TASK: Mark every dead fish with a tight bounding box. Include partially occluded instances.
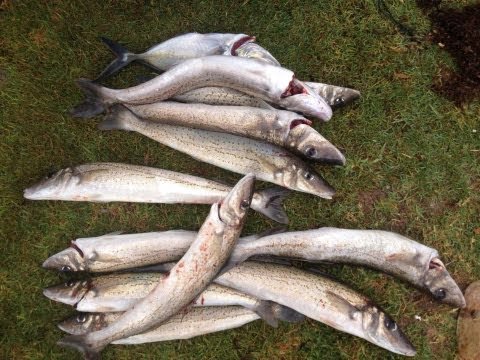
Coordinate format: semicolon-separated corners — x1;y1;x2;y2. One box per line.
215;262;416;356
41;229;280;273
97;107;335;199
71;55;332;121
57;306;295;344
225;227;466;308
57;174;254;358
124;102;345;164
24;163;289;223
96;33;254;80
44;273;303;327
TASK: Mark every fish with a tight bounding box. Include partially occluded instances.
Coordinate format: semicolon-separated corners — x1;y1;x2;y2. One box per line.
214;262;416;356
41;227;284;273
96;33;255;80
23;162;289;223
57;306;267;344
71;55;332;121
96;107;335;199
43;273;304;327
57;174;255;358
124;102;345;164
225;227;466;308
99;35;360;110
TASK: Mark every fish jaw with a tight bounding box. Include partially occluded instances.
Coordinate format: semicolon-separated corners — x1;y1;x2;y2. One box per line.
42;247;85;272
43;280;90;306
289;165;335;199
58;313;115;335
278;79;332;121
362;306;416;356
219;174;255;228
286;124;346;165
424;258;466;308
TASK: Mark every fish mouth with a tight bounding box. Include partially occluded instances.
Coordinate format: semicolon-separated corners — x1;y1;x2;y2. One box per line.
23;186;40;200
43;287;79;306
314;144;346;166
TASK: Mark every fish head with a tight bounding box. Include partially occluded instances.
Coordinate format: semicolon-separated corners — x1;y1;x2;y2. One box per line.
58;313;108;335
42;247;85;272
330;87;361;110
286;123;346;165
362;305;416;356
423;257;466;308
288;164;335;199
278;78;332;121
43;279;91;306
24;168;76;200
219;174;255;228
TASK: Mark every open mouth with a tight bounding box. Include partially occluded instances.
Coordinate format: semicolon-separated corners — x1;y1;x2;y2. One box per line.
230;36;256;56
281;77;308;98
290;119;312;129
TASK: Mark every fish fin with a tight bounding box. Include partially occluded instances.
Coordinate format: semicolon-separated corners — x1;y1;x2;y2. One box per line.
94;37;137;81
252;187;290;224
255;300;278;327
98;104;137;132
272;303;306;323
57;334;102;360
325;291;361;320
70;79;107;119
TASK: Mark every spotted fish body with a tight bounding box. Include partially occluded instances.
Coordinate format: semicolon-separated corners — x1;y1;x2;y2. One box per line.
226;228;466;308
215;262;416;356
24;163;289;223
124;102;344;164
59;306;260;344
97;107;335;199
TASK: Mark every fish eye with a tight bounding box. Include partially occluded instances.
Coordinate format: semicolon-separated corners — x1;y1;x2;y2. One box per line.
433;288;446;300
384;318;397;331
240;199;250;210
65;279;76;287
76;313;87;323
334;97;345;106
61;265;72;272
304;172;314;181
305;147;316;158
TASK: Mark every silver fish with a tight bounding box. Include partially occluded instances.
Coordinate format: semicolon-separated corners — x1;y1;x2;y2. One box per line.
125;102;345;164
58;306;259;344
226;228;466;308
231;41;280;66
97;107;335;199
44;273;303;327
71;55;332;121
215;262;416;356
24;162;289;223
96;33;254;80
58;174;255;357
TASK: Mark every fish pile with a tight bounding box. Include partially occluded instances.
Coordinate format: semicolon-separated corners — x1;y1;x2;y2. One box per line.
24;33;465;358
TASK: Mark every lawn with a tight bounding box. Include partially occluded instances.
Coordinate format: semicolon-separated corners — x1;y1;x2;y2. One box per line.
1;1;479;359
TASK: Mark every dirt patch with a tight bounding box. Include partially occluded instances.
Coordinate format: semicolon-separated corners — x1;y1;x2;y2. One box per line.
418;1;480;105
357;189;386;214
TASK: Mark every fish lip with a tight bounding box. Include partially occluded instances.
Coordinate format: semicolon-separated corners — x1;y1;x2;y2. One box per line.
314;146;346;166
43;287;78;306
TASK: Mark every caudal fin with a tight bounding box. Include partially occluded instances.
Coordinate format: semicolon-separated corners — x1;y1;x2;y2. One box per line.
252;187;290;224
98;104;137;132
272;304;306;323
95;37;137;81
254;300;278;327
70;79;108;119
57;334;101;360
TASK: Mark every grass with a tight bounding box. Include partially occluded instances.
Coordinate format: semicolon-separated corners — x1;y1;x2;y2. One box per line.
1;0;479;359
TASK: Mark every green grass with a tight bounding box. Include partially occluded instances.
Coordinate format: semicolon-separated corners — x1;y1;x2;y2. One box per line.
1;0;479;359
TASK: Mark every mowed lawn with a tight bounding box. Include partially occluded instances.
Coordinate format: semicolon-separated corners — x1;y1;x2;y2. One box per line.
1;1;479;359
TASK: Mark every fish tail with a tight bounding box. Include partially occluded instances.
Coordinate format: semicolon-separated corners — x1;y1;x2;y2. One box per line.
98;104;137;132
272;304;306;324
95;37;138;81
254;300;278;327
70;78;109;119
57;334;102;360
251;187;290;224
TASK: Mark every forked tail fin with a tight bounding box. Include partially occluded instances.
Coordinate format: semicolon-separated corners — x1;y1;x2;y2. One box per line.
251;187;290;224
95;37;138;81
57;334;102;360
70;78;108;119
